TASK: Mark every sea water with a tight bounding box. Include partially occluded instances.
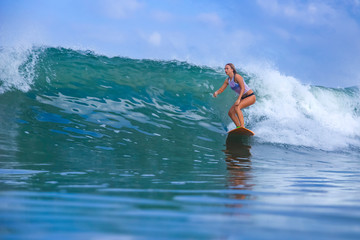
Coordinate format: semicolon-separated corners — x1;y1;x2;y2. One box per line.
1;47;360;239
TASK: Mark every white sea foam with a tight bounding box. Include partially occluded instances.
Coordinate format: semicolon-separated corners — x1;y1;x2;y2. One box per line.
0;46;40;94
241;63;360;151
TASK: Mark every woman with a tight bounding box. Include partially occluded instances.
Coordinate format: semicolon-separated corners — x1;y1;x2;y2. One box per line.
213;63;256;128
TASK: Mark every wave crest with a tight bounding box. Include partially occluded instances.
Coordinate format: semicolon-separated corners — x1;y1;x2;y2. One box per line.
0;46;41;93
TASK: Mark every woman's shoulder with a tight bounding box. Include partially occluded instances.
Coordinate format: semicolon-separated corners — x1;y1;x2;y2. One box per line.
234;73;243;82
235;73;243;78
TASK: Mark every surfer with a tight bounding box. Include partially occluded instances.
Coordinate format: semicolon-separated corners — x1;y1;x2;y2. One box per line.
213;63;256;128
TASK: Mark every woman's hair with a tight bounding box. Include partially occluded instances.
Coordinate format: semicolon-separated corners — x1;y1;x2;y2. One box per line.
226;63;237;75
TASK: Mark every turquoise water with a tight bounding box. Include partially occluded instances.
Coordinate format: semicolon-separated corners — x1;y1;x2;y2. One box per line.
1;47;360;239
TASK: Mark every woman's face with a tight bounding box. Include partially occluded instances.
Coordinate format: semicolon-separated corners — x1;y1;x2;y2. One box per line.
224;65;232;76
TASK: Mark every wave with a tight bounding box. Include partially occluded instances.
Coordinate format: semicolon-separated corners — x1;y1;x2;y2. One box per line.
1;46;359;151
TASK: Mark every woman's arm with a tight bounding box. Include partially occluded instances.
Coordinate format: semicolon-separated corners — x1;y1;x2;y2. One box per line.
213;79;228;97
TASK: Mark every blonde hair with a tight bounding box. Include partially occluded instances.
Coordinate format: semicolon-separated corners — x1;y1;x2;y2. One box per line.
226;63;237;75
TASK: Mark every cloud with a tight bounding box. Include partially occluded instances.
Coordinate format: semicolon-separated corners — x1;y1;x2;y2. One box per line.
349;0;360;7
197;12;223;27
256;0;336;25
148;32;162;46
101;0;143;19
152;10;174;22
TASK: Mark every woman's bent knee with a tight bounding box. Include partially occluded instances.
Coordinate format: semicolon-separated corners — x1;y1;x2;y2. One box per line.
228;108;235;117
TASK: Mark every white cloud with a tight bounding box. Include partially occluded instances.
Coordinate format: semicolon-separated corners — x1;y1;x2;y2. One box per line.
152;10;173;22
148;32;162;46
350;0;360;7
256;0;336;25
101;0;143;19
197;12;223;27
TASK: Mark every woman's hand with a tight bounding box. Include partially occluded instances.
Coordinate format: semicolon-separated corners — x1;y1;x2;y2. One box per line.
213;91;218;98
235;99;241;106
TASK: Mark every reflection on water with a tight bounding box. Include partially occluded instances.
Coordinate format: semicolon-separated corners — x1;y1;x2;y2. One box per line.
224;136;254;205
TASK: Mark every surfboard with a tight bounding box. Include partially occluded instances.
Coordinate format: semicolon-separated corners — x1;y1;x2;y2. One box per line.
227;127;254;136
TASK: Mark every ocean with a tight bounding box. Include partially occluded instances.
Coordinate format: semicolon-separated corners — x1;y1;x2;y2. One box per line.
1;46;360;239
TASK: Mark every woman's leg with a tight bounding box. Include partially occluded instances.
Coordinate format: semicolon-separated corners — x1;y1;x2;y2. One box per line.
228;105;241;127
234;95;256;127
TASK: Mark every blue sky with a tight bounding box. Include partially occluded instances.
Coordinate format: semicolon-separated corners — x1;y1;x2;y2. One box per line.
1;0;360;87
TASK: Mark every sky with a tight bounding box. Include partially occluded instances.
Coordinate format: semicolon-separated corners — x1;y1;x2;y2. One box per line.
1;0;360;87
